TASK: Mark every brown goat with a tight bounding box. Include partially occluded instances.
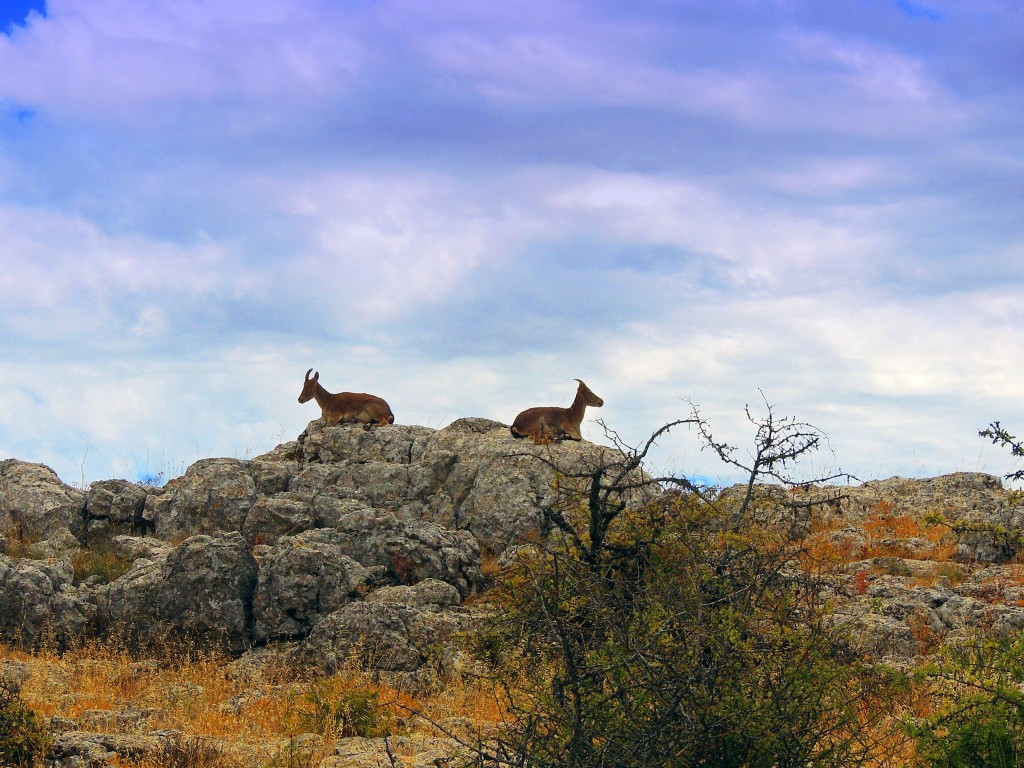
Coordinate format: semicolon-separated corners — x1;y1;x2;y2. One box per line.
510;379;604;444
298;369;395;427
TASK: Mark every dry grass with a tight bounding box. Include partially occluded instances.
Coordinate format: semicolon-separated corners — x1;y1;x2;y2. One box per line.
70;543;135;584
802;501;958;575
0;638;507;766
860;505;958;562
1;530;32;559
479;550;503;582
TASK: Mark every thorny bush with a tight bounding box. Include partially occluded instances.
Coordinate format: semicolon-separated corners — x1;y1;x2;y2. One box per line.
463;397;906;767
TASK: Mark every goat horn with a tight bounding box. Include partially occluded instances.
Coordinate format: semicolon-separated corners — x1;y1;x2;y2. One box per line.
305;368;313;381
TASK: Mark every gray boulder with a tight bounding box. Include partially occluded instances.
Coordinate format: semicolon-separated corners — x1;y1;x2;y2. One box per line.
845;611;918;659
109;535;172;562
85;479;156;539
96;532;258;653
299;600;463;674
364;579;462;609
241;496;314;546
249;450;299;495
300;422;435;465
321;509;482;598
0;459;86;544
0;553;94;649
26;526;82;561
252;529;372;643
144;459;257;541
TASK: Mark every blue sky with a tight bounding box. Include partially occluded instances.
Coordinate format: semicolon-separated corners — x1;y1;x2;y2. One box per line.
0;0;1022;487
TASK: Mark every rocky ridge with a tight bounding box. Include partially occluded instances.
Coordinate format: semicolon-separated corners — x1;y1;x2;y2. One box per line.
3;417;1024;765
0;417;654;666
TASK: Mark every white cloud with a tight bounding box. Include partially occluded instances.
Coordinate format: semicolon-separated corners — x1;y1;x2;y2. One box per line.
775;26;967;136
787;28;936;102
0;204;262;341
266;169;545;322
543;169;893;289
585;284;1024;483
754;156;900;196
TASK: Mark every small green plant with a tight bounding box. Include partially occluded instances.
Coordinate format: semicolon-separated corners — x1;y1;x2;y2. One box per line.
0;681;51;767
71;542;134;585
301;682;392;738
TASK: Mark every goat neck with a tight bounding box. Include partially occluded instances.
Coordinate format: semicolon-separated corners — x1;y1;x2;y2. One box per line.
567;387;590;426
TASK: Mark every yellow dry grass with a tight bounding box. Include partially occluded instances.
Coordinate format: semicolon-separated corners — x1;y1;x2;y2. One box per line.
0;637;508;766
802;501;959;574
860;505;958;562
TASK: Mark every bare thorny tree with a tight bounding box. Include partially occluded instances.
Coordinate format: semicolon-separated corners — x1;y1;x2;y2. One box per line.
402;397;905;768
533;392;848;565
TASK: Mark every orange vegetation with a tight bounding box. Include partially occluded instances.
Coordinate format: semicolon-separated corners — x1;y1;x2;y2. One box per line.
1;638;508;765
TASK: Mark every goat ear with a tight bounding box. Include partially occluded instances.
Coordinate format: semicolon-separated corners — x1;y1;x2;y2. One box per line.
313;371;319;382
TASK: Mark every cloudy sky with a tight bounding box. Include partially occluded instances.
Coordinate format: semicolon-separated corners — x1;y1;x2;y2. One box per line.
1;0;1022;488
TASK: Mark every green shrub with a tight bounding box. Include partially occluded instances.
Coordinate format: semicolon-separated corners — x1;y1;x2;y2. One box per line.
911;633;1024;767
71;542;134;585
301;682;392;738
0;681;51;767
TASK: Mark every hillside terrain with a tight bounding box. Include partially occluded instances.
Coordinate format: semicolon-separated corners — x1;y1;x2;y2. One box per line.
2;418;1024;766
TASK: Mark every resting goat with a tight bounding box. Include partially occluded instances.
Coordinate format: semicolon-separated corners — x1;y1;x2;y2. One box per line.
298;369;395;427
510;379;604;445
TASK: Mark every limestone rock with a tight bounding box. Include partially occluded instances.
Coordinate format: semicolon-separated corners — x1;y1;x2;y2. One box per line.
0;459;86;543
85;479;155;538
300;600;463;674
320;510;481;598
281;417;656;554
829;473;1007;524
252;529;373;643
26;526;82;561
364;579;462;609
96;532;257;653
241;495;315;546
0;553;94;649
846;611;918;659
144;459;257;541
108;535;172;562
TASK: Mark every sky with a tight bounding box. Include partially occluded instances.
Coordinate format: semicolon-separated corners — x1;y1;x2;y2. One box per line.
0;0;1022;489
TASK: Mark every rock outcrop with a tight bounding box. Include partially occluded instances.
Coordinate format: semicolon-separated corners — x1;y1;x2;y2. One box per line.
7;419;1024;767
252;530;373;643
3;419;1022;673
0;459;86;544
0;553;94;649
95;532;259;653
0;417;648;669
